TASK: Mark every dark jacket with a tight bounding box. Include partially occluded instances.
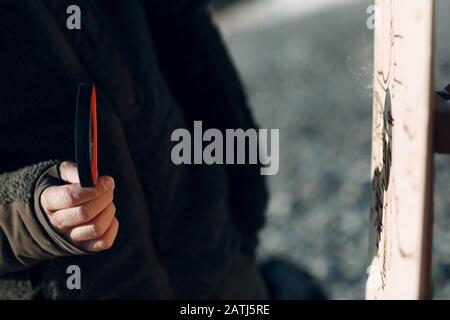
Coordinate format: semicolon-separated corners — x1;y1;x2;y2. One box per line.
0;0;267;299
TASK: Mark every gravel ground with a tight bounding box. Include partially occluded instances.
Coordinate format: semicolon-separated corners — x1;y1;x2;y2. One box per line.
213;0;450;299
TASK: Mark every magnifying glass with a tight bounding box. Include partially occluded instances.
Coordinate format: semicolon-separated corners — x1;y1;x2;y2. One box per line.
75;83;98;188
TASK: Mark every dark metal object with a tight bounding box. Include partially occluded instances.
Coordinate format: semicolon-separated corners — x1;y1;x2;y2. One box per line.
75;83;98;187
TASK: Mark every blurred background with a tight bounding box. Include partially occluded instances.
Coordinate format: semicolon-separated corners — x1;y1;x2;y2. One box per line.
210;0;450;299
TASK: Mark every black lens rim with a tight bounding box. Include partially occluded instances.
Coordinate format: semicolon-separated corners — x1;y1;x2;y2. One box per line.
75;83;96;187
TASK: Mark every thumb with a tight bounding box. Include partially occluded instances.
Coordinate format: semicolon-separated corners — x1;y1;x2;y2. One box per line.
59;161;80;184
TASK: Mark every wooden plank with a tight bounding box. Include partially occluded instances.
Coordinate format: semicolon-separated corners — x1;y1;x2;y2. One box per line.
366;0;435;300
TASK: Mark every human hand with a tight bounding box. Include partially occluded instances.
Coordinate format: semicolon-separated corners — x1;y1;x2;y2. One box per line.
40;161;118;252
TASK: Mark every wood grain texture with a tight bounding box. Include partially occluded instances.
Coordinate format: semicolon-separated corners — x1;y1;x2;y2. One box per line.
366;0;435;300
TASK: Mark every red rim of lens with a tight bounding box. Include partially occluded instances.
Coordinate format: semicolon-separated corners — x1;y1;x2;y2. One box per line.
75;83;98;187
90;86;98;185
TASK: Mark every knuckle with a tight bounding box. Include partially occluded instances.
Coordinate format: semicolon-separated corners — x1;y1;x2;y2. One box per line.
62;187;77;207
99;221;118;250
77;204;93;222
89;187;100;198
88;223;102;239
49;215;63;230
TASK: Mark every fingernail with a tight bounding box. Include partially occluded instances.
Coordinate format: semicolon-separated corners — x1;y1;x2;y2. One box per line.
104;177;115;189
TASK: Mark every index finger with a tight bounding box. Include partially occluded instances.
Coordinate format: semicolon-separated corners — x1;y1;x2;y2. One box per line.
59;161;80;184
41;176;114;213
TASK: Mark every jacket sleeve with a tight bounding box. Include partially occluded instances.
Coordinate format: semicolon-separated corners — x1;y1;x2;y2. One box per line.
0;161;86;276
143;0;268;255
